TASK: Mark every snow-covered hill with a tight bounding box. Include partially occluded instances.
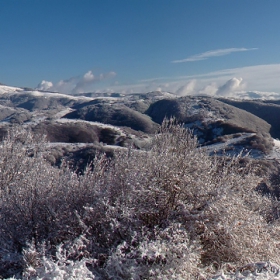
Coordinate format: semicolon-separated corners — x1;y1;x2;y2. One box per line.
0;83;277;164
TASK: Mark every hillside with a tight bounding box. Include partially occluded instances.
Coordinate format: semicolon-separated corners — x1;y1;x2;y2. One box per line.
63;101;158;133
219;98;280;139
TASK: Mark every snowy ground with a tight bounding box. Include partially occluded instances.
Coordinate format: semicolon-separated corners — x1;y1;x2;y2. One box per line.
210;262;280;279
203;133;263;158
56;118;124;133
265;138;280;160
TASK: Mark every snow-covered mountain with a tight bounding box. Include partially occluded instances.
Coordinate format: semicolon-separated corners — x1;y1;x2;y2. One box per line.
0;83;279;165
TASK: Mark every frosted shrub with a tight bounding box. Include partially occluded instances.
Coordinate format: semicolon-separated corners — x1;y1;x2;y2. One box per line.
0;122;279;279
22;237;95;280
0;128;101;277
104;223;201;280
76;119;279;277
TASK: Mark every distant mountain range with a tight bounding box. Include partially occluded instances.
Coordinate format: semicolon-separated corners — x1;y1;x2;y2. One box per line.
0;84;280;168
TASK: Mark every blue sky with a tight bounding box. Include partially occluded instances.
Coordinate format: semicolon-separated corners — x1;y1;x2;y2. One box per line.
1;0;280;97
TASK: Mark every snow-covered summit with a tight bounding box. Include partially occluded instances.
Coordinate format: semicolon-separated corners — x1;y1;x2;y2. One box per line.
0;84;23;94
0;84;93;100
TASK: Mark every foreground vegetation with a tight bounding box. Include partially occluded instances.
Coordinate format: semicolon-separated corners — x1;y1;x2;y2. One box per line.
1;121;280;279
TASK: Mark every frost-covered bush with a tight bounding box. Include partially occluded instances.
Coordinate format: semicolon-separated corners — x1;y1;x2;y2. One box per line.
78;120;280;276
22;237;94;280
1;121;280;279
104;223;201;280
0;128;101;277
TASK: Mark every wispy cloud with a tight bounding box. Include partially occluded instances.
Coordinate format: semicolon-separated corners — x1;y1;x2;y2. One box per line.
172;48;258;63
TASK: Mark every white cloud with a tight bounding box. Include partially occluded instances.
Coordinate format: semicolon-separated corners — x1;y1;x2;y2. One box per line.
72;71;97;93
199;83;218;96
36;80;54;91
236;90;280;100
169;77;244;97
36;64;280;100
187;64;280;93
176;80;196;96
36;71;116;94
128;64;280;98
216;77;244;96
172;48;258;63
